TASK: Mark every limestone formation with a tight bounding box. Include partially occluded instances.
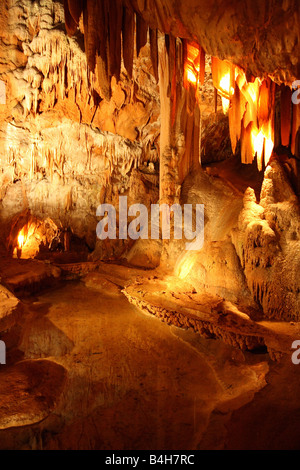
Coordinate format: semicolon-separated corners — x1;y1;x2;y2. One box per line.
0;0;299;451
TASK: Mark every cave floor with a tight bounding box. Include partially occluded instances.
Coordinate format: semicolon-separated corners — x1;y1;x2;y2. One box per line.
1;264;300;450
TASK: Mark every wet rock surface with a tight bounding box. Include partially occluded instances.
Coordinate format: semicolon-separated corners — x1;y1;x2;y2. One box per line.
0;262;298;450
0;359;67;430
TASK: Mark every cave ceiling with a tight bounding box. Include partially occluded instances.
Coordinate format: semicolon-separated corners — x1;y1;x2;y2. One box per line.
65;0;300;87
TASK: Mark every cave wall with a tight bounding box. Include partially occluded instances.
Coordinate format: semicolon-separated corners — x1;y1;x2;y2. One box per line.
0;0;299;322
0;0;160;249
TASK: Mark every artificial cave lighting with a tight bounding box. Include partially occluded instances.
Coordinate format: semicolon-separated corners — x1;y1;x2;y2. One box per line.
211;58;276;169
0;0;299;453
14;221;40;258
184;42;204;90
174;252;198;280
212;57;235;114
17;232;25;249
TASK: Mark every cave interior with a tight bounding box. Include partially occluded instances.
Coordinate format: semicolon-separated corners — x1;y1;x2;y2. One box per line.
0;0;300;451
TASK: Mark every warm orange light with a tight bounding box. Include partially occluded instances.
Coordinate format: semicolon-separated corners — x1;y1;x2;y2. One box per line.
175;253;197;280
218;73;230;113
186;68;197;86
219;73;233;96
252;129;264;156
264;122;274;167
18;233;25;249
247;80;260;103
184;43;201;89
251;127;264;170
16;223;37;250
211;56;275;169
250;124;274;171
211;58;236;114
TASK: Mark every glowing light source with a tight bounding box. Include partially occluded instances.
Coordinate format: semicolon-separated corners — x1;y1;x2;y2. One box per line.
184;42;202;91
16;223;37;252
18;233;25;249
214;59;275;169
175;253;197;280
219;73;233;113
186;68;197;86
211;58;236;114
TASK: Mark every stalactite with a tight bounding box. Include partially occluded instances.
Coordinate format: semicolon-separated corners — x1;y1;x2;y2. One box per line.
168;35;177;125
64;0;78;36
241;122;255;165
242;79;259;130
281;85;292;147
211;57;232;94
258;78;273;126
184;112;195;172
122;5;135;79
136;14;148;59
183;40;198;115
149;28;159;83
68;0;83;25
199;47;205;86
95;0;111;101
291;101;300;157
108;0;123;83
179;39;203;181
262;82;275;167
158;35;172;204
193;105;201;166
65;189;73;211
211;56;235;114
228;83;246;154
83;0;98;72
